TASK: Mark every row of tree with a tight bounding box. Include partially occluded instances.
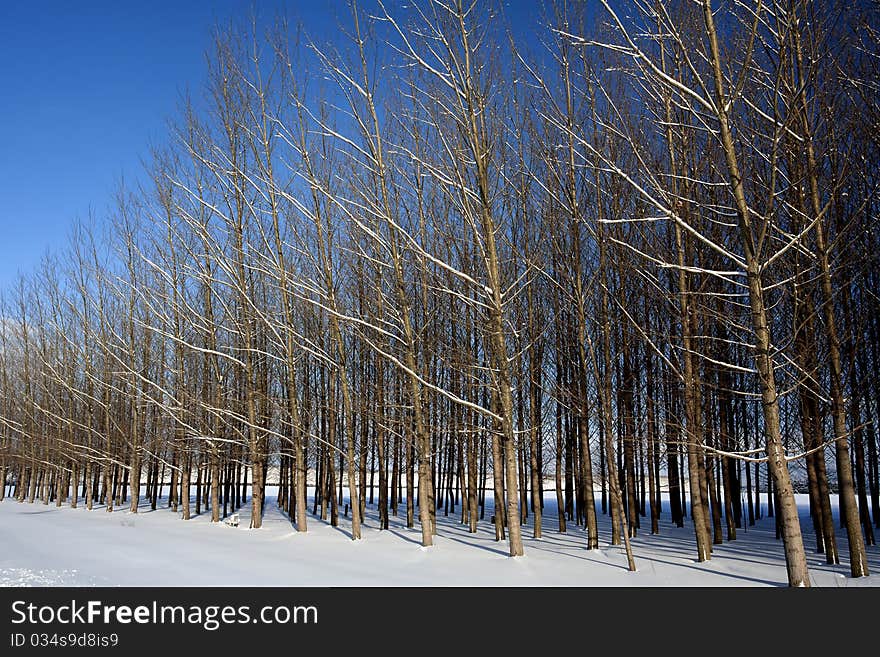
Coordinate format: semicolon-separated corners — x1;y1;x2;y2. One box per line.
1;0;879;586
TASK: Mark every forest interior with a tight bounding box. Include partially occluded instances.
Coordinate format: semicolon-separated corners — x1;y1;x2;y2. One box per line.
2;0;880;588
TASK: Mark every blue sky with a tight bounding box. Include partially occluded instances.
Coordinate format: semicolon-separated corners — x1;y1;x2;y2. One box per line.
0;0;342;289
0;0;561;290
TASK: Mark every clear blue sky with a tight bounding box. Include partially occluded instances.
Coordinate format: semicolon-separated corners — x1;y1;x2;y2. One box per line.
0;0;557;290
0;0;341;289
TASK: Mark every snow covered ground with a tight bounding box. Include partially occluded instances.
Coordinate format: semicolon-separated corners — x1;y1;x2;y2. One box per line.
1;489;878;587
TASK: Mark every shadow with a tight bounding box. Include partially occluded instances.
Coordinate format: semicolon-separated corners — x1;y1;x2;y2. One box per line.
387;529;422;547
525;543;633;570
633;553;782;586
330;524;354;540
440;533;511;558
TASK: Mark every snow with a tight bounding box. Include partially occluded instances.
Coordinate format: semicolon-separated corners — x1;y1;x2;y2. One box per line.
1;490;878;587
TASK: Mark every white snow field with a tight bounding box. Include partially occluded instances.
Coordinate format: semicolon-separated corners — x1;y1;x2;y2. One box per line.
1;489;878;587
